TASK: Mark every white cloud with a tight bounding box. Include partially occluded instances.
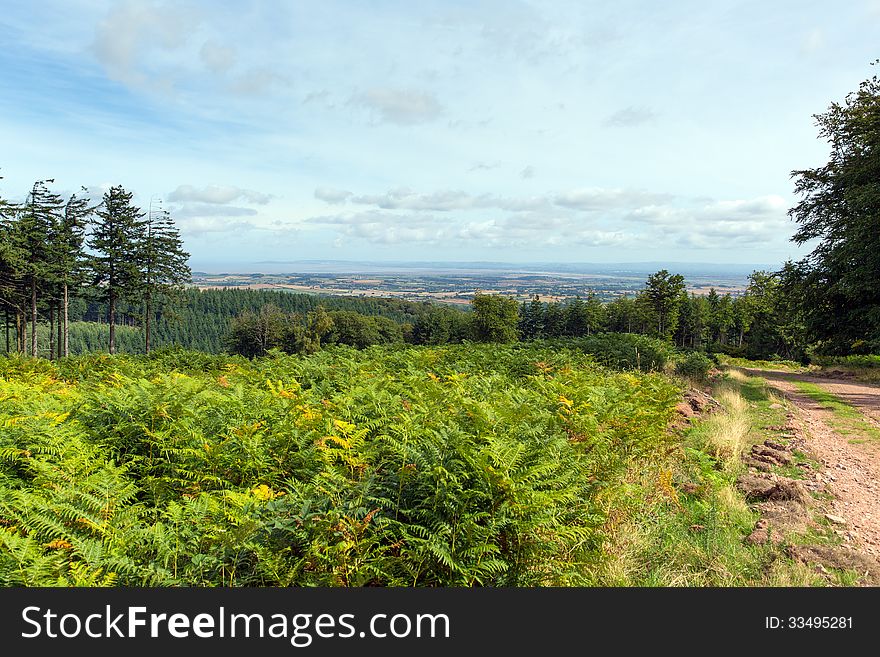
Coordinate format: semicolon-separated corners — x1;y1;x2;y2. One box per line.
350;88;444;125
309;211;450;245
520;165;535;179
314;186;353;204
92;1;200;90
175;204;258;218
554;188;674;210
303;189;790;252
178;216;256;237
350;188;492;211
168;184;273;205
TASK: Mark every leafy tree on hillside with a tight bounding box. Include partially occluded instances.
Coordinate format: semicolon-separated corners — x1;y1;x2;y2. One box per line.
741;271;803;360
89;186;146;354
606;294;639;333
227;304;289;357
471;293;519;343
731;296;752;348
705;288;734;345
675;293;707;348
326;310;382;348
787;63;880;353
639;269;686;339
283;306;334;354
413;306;472;344
585;292;607;335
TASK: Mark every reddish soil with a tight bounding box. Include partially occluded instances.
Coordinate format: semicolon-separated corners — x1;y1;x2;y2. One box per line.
742;368;880;558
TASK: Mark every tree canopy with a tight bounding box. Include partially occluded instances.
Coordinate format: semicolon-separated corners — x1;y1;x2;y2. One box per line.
787;62;880;353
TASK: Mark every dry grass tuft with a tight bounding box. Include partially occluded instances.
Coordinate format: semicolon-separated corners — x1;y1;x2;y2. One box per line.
702;387;750;468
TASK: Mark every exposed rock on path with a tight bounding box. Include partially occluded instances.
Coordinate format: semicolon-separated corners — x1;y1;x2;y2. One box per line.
740;368;880;564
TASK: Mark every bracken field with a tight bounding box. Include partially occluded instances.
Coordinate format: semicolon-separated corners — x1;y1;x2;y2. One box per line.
0;343;682;587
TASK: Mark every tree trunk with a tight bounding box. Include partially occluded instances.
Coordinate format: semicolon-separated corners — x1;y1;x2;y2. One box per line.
48;303;55;360
57;301;63;358
109;289;116;355
30;279;37;358
16;311;23;353
63;282;69;357
144;294;152;354
4;308;8;354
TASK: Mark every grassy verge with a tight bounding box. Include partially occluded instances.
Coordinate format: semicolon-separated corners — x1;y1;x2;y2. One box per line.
724;371;866;583
716;355;806;372
814;366;880;385
598;371;830;586
791;381;880;442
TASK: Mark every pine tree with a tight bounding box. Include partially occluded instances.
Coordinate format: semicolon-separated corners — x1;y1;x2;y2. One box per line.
16;180;65;357
564;296;588;337
0;176;25;353
52;190;92;357
543;302;566;338
89;186;145;354
584;291;606;336
138;201;191;353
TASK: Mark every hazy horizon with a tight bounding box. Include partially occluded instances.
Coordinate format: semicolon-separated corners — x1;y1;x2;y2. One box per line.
189;258;776;276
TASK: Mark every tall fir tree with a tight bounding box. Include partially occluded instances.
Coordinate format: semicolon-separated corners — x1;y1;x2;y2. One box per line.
0;175;25;353
89;185;145;354
138;201;191;353
16;180;64;356
53;190;92;357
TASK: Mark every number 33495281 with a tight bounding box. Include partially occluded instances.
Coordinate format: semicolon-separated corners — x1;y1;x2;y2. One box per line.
765;617;852;629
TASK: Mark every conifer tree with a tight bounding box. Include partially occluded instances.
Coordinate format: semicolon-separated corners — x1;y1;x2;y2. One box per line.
53;190;92;357
0;176;25;353
584;291;606;336
89;185;145;354
564;296;588;337
138;201;191;353
16;180;64;356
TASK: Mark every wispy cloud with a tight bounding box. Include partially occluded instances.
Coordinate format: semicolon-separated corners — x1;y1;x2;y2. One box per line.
350;88;444;125
168;184;273;205
92;1;201;91
314;186;352;204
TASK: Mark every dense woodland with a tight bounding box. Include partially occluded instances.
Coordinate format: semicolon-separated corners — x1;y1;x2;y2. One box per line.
0;181;190;357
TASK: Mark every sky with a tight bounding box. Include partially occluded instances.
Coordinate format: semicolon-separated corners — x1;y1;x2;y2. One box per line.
1;1;878;271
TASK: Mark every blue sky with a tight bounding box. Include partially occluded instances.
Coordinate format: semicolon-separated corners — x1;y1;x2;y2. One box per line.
1;1;878;271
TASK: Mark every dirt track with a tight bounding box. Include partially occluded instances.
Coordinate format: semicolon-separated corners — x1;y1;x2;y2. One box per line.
741;368;880;557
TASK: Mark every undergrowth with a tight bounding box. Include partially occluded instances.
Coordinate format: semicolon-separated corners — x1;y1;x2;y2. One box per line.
0;343;681;587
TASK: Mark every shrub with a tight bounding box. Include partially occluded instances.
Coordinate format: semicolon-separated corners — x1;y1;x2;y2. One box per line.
674;352;713;379
567;333;675;372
